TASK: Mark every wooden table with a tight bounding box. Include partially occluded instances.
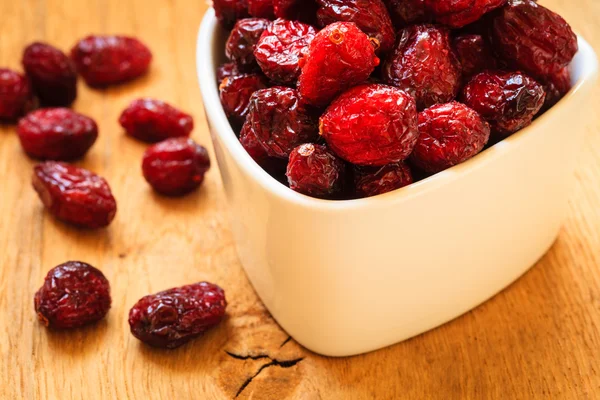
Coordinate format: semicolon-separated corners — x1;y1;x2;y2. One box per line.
1;1;598;398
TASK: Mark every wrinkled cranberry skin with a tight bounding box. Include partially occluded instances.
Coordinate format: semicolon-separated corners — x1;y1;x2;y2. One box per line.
0;69;34;122
411;102;490;173
286;143;345;197
425;0;506;28
382;24;461;110
17;108;98;160
244;87;318;158
461;71;545;137
142;138;211;196
119;98;193;143
320;84;418;166
226;18;271;70
70;35;152;87
298;22;380;108
34;261;111;329
254;19;317;85
383;0;429;27
541;67;571;111
213;0;250;29
217;62;244;84
22;42;77;107
32;162;117;229
248;0;275;18
315;0;396;55
220;74;268;124
273;0;319;24
491;0;578;78
453;34;497;79
240;122;270;164
128;282;227;349
354;162;413;198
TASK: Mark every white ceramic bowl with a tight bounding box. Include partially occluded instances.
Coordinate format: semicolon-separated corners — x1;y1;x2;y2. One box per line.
197;9;598;357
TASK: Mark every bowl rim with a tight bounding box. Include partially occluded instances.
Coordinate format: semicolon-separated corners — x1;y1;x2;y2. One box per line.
197;9;599;212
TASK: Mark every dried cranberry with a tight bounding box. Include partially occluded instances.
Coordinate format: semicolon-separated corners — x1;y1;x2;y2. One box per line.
22;42;77;107
315;0;396;55
286;143;345;198
424;0;506;28
298;22;380;108
142;138;211;196
70;35;152;87
461;70;545;137
214;0;250;29
32;162;117;229
491;0;578;78
220;74;268;124
128;282;227;349
541;67;571;111
217;62;244;84
226;18;271;70
411;102;490;173
0;68;34;122
354;162;413;198
320;84;418;166
273;0;319;24
254;18;317;85
453;34;497;79
244;87;318;158
119;98;193;143
34;261;111;329
382;24;461;110
17;108;98;160
248;0;275;18
383;0;429;27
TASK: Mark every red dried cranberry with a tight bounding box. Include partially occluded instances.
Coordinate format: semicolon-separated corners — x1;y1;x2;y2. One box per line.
541;67;571;111
70;35;152;87
214;0;250;29
240;122;270;163
453;34;497;79
142;138;211;196
491;0;578;78
286;143;345;198
128;282;227;349
34;261;111;329
17;108;98;160
354;162;413;198
0;69;34;122
220;74;268;124
254;18;317;85
22;42;77;107
273;0;319;24
248;0;275;18
461;70;545;137
320;84;418;166
382;24;461;110
244;87;318;158
32;162;117;229
424;0;506;28
411;102;490;173
119;98;193;143
383;0;429;27
226;18;271;70
315;0;396;55
217;62;244;84
298;22;380;108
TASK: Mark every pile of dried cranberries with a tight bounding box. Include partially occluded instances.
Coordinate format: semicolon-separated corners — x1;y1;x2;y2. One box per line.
215;0;578;199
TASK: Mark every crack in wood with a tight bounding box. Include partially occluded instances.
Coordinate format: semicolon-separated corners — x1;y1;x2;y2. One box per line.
279;336;292;348
225;351;271;361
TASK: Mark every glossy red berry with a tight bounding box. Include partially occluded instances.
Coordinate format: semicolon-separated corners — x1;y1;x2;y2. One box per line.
70;35;152;87
119;98;193;143
298;22;380;108
411;102;490;173
453;34;498;79
214;0;250;29
128;282;227;349
320;84;418;166
32;162;117;229
382;24;461;110
286;143;345;198
239;122;270;164
226;18;271;70
142;138;211;196
34;261;111;329
424;0;506;28
17;108;98;160
0;68;34;122
219;74;268;124
541;67;571;111
383;0;429;27
248;0;275;18
273;0;319;24
217;62;244;84
354;162;413;198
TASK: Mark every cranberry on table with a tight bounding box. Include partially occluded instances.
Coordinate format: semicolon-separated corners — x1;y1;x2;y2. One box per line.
411;102;490;173
273;0;319;24
315;0;396;55
119;98;194;143
128;282;227;349
383;0;429;27
319;84;418;166
248;0;275;18
219;73;268;124
461;71;546;137
214;0;250;29
70;35;152;87
491;0;578;78
226;18;271;70
453;34;498;80
217;62;244;84
254;18;317;85
22;42;77;107
298;22;380;108
32;162;117;229
542;67;571;111
34;261;111;329
0;68;34;122
142;137;211;196
286;143;345;198
382;24;461;110
424;0;506;28
354;162;413;198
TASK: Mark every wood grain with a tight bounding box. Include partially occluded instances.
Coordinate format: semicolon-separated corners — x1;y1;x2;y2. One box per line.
0;0;599;398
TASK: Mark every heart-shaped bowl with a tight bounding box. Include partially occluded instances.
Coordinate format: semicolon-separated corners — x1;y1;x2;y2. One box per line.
197;9;598;357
